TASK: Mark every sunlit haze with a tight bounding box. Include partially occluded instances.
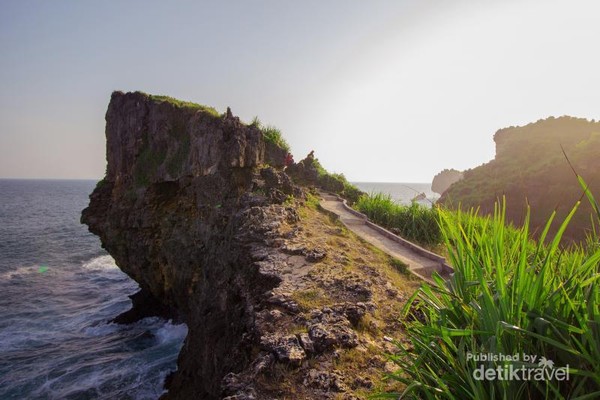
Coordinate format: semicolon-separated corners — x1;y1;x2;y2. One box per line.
1;0;599;181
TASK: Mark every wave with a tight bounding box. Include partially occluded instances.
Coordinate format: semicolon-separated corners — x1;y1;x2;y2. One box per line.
0;265;44;279
154;320;188;345
0;255;118;280
82;255;119;271
0;181;184;399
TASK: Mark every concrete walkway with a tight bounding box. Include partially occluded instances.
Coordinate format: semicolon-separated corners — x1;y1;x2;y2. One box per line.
318;192;451;281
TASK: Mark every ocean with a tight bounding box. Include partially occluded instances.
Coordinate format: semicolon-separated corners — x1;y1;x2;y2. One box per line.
353;182;438;205
0;180;187;400
0;179;432;399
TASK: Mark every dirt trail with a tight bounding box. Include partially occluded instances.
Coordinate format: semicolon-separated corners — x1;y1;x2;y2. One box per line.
318;192;449;280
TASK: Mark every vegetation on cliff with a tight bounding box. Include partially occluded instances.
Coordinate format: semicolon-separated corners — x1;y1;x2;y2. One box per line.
439;116;600;243
87;91;425;399
145;92;221;117
355;193;441;246
250;117;291;153
388;188;600;399
286;152;364;204
88;92;600;399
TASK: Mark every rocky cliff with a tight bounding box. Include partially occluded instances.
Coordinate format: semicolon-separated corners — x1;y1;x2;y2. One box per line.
439;116;600;242
82;91;416;399
431;169;463;195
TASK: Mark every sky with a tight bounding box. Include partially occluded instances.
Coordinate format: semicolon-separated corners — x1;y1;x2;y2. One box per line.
1;1;599;182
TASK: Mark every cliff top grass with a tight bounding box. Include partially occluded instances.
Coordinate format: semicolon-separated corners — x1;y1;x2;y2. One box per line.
309;156;365;204
139;92;221;117
250;116;291;152
135;92;293;153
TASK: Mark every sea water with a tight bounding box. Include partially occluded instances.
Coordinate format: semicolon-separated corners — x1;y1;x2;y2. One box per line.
353;182;438;206
0;180;186;400
0;179;432;399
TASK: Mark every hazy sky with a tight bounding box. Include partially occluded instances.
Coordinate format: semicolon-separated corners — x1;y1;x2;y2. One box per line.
1;1;599;182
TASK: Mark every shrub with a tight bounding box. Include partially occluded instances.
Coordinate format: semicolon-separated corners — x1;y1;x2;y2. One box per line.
250;116;291;152
309;158;364;205
384;196;600;399
356;193;442;246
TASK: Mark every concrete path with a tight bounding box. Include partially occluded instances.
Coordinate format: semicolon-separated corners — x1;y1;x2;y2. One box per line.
318;192;451;281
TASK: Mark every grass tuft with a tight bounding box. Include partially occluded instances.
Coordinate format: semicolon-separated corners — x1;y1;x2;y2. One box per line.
250;116;291;152
384;195;600;399
145;93;220;117
356;192;442;246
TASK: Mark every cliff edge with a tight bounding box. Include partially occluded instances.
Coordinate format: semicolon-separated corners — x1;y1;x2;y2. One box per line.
82;91;416;399
431;169;463;195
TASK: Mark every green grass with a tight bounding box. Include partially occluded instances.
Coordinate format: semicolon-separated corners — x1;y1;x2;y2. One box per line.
250;116;291;152
439;117;600;244
143;92;221;117
356;192;442;246
389;257;409;275
307;156;364;204
380;192;600;399
291;288;329;311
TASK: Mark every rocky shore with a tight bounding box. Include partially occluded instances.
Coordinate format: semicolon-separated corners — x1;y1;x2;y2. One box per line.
82;92;417;399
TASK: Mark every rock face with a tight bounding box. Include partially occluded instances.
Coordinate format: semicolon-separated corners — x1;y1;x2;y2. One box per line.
82;91;299;399
431;169;463;195
82;91;416;399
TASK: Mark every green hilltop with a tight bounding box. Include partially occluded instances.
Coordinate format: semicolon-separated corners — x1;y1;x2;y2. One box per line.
439;116;600;242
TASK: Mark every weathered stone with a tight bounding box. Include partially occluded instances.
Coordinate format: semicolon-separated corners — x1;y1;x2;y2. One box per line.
261;334;306;366
385;282;399;298
297;332;315;354
266;292;300;314
304;248;327;262
221;373;242;392
308;323;358;352
80;91;386;400
286;152;320;185
222;395;255;400
351;376;374;389
332;302;367;327
82;92;297;400
344;280;372;300
282;244;306;255
249;353;274;376
303;369;348;392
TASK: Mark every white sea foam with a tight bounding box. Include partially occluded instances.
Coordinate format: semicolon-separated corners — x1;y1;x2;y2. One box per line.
82;255;118;271
0;180;184;399
154;321;188;344
1;265;41;279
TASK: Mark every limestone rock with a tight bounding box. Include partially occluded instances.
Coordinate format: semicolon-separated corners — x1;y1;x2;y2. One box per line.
260;334;306;366
297;332;315;354
431;168;463;195
82;92;296;400
303;369;348;392
308;323;358;352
